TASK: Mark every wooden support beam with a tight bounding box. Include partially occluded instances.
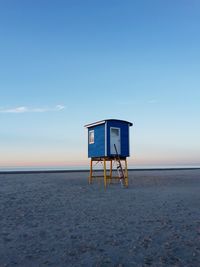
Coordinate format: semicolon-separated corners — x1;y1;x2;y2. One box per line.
125;158;128;187
109;160;112;184
89;159;92;184
103;158;107;189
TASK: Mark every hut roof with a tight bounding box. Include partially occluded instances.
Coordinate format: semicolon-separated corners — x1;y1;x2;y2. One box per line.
84;119;133;128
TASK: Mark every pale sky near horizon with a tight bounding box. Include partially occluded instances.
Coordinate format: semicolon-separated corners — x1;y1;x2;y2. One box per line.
0;0;200;169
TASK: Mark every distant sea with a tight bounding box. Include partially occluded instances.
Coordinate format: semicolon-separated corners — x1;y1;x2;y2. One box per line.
1;165;200;172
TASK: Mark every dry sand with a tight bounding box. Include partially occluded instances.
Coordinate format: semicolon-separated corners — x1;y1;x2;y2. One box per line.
0;169;200;267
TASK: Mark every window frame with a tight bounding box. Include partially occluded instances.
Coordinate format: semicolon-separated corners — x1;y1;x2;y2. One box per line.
89;130;94;144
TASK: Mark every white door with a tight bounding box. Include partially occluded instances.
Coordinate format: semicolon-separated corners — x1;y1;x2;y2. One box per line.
110;127;121;155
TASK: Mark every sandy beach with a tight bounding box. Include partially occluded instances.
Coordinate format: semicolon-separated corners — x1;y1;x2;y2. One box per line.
0;169;200;266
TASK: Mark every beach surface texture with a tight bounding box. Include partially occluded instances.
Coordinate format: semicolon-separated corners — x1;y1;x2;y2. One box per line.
0;169;200;266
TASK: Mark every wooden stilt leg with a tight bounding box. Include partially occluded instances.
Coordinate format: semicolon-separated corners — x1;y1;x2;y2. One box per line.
89;159;93;184
103;159;107;189
125;158;128;187
109;160;112;184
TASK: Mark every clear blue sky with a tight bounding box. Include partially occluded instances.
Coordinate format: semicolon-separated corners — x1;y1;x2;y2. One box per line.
0;0;200;169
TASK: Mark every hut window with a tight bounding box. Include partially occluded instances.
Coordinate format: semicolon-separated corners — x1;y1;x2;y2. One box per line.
89;130;94;144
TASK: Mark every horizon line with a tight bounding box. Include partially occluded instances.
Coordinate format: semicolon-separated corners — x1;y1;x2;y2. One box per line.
1;167;200;175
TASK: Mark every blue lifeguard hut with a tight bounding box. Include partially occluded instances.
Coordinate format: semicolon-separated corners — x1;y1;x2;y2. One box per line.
85;119;133;188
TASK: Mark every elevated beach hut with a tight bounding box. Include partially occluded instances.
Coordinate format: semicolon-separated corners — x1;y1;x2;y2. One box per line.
85;119;133;188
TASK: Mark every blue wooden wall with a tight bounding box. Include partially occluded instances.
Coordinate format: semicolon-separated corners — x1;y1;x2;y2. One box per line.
88;124;105;158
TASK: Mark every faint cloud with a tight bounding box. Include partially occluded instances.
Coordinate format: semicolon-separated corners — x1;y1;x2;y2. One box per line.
55;105;65;111
0;105;66;114
0;106;28;113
